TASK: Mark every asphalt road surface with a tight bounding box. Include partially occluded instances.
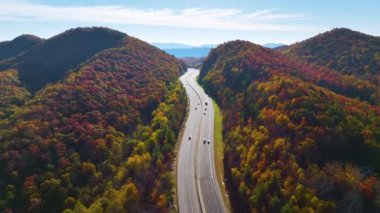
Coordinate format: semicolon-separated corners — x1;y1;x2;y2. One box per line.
177;68;227;213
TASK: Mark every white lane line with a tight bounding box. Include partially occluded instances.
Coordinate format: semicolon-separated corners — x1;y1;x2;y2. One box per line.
179;71;202;213
187;70;205;213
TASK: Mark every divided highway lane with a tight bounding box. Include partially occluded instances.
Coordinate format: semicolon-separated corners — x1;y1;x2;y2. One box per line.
178;69;228;213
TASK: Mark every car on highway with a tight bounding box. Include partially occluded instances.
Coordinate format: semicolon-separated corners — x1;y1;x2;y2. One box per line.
203;138;206;144
205;100;208;106
208;140;210;144
189;136;192;140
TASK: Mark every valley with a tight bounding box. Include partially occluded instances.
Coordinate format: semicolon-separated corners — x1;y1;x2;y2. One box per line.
0;24;379;213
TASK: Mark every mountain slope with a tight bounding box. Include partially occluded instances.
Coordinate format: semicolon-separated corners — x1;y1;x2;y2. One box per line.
0;70;31;120
0;35;43;61
282;28;380;76
199;40;380;212
202;40;380;105
0;27;126;92
0;33;187;212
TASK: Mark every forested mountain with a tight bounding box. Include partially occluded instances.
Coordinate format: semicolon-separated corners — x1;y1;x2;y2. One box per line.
199;40;380;212
0;29;187;212
204;40;380;105
0;35;43;61
0;27;126;92
281;28;380;77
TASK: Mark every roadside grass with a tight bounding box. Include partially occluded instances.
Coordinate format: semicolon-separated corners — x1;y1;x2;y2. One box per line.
213;100;231;212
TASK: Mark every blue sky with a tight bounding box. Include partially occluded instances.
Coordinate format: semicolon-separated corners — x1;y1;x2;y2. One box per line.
0;0;379;45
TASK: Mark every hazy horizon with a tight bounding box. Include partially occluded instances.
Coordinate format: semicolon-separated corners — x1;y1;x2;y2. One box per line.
0;0;379;45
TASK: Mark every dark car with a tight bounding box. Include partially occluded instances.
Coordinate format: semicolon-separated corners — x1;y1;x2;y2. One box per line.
189;136;191;140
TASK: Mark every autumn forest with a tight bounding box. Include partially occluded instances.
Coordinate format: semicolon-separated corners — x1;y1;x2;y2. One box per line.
0;26;380;213
199;29;380;212
0;27;187;212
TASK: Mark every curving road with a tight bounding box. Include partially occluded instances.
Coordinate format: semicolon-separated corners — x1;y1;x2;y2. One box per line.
177;68;228;213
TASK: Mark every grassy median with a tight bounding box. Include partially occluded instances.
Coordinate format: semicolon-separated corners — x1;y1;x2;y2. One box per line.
213;100;231;212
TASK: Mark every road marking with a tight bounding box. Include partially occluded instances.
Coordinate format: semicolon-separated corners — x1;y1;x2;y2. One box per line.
178;69;227;213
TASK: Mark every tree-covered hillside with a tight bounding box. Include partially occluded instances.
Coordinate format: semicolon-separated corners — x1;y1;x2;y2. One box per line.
199;40;380;212
203;40;380;105
0;31;187;212
0;27;126;92
281;28;380;77
0;35;43;61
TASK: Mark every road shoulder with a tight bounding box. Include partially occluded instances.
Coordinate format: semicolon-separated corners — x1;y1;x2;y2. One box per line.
213;100;232;213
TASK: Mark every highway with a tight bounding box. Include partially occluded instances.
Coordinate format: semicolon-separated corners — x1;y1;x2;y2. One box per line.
177;68;228;213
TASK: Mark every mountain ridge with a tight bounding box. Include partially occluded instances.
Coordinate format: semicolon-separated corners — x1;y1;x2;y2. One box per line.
0;28;187;212
199;39;380;212
281;28;380;76
0;27;126;92
0;34;43;61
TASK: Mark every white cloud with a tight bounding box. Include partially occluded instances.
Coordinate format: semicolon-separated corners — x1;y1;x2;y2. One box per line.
0;1;315;32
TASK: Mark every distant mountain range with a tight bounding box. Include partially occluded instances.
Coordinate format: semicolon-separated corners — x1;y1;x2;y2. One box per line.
263;43;286;49
152;43;217;50
152;42;285;58
163;47;212;58
151;43;216;58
